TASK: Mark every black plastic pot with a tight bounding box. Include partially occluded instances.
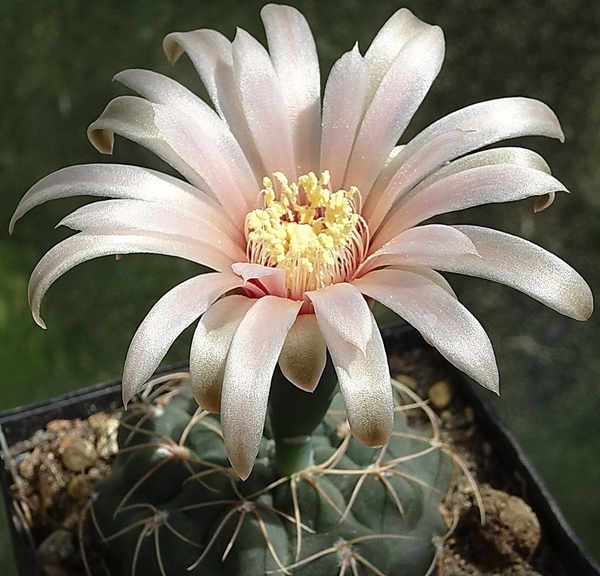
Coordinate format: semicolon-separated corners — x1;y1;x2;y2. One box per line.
1;330;598;576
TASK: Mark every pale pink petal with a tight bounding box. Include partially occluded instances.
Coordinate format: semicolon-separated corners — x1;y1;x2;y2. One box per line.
232;28;296;179
116;69;259;211
122;273;244;403
28;232;237;328
221;296;302;479
387;265;457;297
231;262;287;298
368;147;552;232
163;29;231;116
534;193;555;213
262;4;321;174
10;164;242;243
278;313;327;392
152;107;254;225
358;224;478;275
434;226;593;321
59;199;246;262
190;294;255;414
87;96;207;192
316;312;394;447
163;29;267;179
320;46;368;191
364;8;431;100
91;92;253;225
353;268;499;393
364;98;564;229
344;26;445;195
307;283;373;353
372;164;568;251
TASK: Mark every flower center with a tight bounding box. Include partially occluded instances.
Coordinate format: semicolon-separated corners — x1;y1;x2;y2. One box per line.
245;171;368;299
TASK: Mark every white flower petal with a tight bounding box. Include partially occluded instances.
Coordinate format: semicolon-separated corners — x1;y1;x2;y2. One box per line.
28;231;237;328
359;224;478;274
440;226;593;321
320;45;368;191
59;199;246;262
317;311;394;447
345;26;445;195
364;8;432;101
9;164;242;243
232;28;296;180
231;262;287;298
190;294;255;414
262;4;321;174
364;97;564;230
221;296;302;479
91;88;255;225
123;273;244;403
372;164;568;251
307;283;373;353
163;29;267;179
116;69;259;212
354;268;499;393
87;96;207;192
278;314;327;393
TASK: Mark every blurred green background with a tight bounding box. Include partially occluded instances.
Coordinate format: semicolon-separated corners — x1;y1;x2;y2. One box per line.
1;0;599;573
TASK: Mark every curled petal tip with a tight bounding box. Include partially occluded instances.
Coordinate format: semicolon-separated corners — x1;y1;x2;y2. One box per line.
533;192;556;213
162;34;183;65
87;126;114;155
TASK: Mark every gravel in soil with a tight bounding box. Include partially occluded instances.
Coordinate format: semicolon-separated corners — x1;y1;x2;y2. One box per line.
2;342;565;576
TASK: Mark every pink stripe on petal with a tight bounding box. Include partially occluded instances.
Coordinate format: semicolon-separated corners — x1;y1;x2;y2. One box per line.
307;283;373;353
221;296;302;479
262;4;321;174
318;312;394;447
372;164;568;251
232;28;296;180
354;268;499;393
122;273;244;403
344;26;445;196
28;231;238;328
190;294;255;414
320;46;368;191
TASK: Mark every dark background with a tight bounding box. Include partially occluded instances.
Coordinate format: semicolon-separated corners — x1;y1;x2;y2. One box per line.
2;1;599;572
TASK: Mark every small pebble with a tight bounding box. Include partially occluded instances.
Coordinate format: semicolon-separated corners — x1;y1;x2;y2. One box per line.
60;435;96;471
428;380;452;410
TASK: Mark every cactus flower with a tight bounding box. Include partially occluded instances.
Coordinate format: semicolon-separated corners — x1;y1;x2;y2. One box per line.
11;5;593;479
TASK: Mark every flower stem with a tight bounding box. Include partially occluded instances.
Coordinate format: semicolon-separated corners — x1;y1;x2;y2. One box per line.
268;360;338;476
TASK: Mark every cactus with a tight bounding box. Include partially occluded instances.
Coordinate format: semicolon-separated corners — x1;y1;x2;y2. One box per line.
87;372;452;576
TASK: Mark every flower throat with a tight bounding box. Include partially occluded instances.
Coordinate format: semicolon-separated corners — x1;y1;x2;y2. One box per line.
245;171;368;300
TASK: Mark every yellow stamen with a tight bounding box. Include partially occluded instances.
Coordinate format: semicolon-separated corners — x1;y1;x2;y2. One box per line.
245;171;368;299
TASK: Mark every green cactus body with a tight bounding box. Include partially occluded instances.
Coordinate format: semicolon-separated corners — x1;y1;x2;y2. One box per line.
90;379;452;576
